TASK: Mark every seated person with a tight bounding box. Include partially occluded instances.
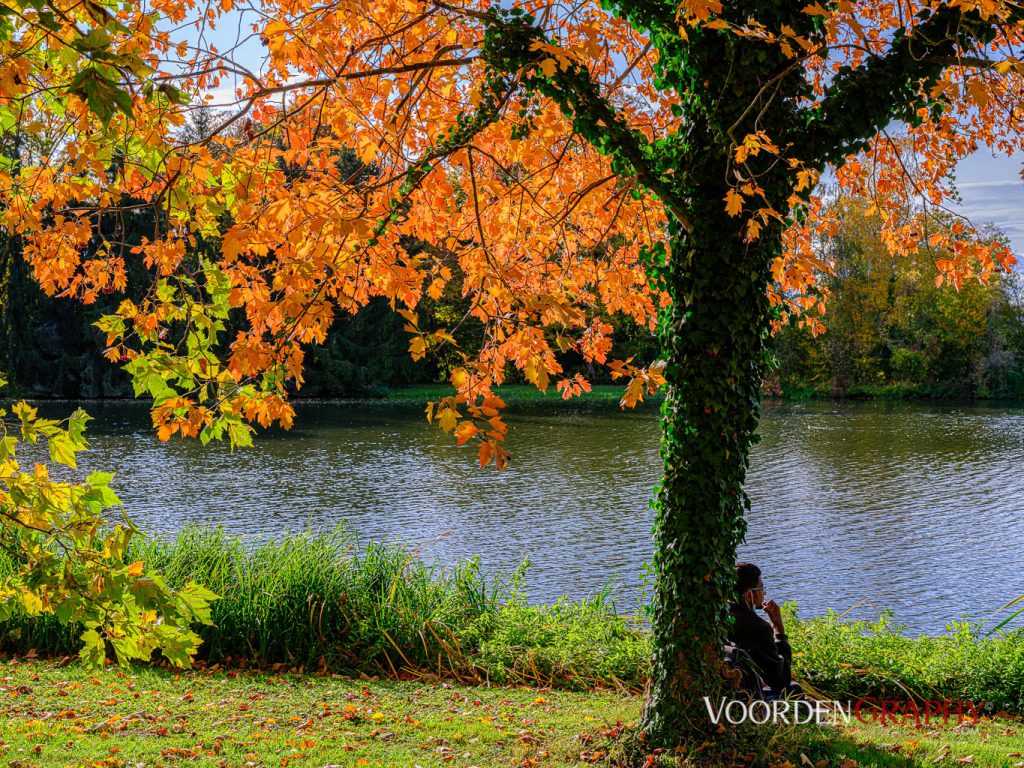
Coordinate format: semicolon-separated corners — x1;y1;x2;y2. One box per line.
728;562;799;698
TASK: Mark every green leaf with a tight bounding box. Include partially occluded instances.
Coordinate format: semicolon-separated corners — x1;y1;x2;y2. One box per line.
67;408;92;446
177;582;218;625
227;422;254;449
156;626;201;667
144;371;174;399
95;314;126;336
0;107;15;134
48;433;81;468
86;470;115;486
0;436;17;462
67;65;132;124
73;27;110;53
79;628;106;667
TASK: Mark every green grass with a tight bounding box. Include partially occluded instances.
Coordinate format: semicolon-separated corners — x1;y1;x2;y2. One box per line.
1;658;1022;767
802;714;1024;768
0;657;641;767
374;384;658;405
0;526;651;690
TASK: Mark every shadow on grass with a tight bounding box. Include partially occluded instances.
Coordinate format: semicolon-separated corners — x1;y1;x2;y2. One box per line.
629;723;990;768
796;728;939;768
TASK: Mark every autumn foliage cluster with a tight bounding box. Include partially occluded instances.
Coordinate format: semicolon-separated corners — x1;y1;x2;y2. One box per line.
0;0;1017;466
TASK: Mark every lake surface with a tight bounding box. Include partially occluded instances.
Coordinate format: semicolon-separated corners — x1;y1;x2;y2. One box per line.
38;398;1024;635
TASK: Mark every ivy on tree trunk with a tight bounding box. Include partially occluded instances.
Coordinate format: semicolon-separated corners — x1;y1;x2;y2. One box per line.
479;0;1024;747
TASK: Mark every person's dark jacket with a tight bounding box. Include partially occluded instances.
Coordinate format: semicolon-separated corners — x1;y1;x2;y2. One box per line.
728;603;792;694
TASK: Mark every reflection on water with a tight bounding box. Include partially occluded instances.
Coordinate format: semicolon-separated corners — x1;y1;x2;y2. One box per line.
40;398;1024;635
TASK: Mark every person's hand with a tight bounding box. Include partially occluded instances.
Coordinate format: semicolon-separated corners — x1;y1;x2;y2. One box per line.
763;599;784;631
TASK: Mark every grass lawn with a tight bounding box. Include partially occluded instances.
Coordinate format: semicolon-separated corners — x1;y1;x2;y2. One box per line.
0;658;639;768
1;658;1022;768
375;384;657;406
801;714;1024;768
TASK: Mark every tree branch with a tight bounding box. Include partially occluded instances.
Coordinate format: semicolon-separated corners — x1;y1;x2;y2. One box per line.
802;3;1024;167
481;12;692;231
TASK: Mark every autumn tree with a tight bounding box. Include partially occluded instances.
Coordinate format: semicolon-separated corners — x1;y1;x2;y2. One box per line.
2;0;1023;747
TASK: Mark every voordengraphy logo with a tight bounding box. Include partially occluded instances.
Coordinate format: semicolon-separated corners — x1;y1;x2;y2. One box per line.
704;697;982;726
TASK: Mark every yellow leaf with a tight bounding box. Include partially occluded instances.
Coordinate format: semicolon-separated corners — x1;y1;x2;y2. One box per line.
127;561;144;577
437;408;458;433
408;336;427;360
21;590;43;615
537;58;558;78
621;377;644;409
966;79;989;107
724;189;744;217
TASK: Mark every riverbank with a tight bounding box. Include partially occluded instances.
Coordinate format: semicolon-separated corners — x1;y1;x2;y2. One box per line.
11;380;1024;407
1;657;1021;768
372;383;658;406
380;382;1024;405
2;528;1023;715
773;381;1020;401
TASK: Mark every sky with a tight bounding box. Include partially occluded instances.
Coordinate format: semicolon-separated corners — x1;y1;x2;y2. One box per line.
948;152;1024;256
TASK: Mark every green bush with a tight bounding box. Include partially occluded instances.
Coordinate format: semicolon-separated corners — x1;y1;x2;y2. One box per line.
890;347;927;382
464;578;651;687
3;529;1023;710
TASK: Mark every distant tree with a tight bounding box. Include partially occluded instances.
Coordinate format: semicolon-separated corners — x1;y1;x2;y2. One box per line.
776;197;1020;397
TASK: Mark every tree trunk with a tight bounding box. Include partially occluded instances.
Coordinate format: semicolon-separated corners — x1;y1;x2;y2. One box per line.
640;202;776;744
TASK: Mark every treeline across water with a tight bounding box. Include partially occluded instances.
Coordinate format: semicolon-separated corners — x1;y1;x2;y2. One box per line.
2;189;1022;400
772;198;1024;400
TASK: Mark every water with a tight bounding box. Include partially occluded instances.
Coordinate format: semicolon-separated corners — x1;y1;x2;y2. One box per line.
33;398;1024;635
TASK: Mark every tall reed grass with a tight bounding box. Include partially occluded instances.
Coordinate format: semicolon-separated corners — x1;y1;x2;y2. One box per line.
2;528;1023;711
789;608;1024;713
0;526;650;689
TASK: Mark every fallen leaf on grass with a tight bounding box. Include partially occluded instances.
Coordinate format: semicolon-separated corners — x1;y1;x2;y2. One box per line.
933;744;952;763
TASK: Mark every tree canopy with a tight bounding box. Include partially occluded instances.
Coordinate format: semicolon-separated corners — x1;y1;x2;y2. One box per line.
0;0;1016;459
1;0;1023;747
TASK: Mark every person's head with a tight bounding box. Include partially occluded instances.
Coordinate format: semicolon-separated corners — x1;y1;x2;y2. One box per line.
735;562;765;609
